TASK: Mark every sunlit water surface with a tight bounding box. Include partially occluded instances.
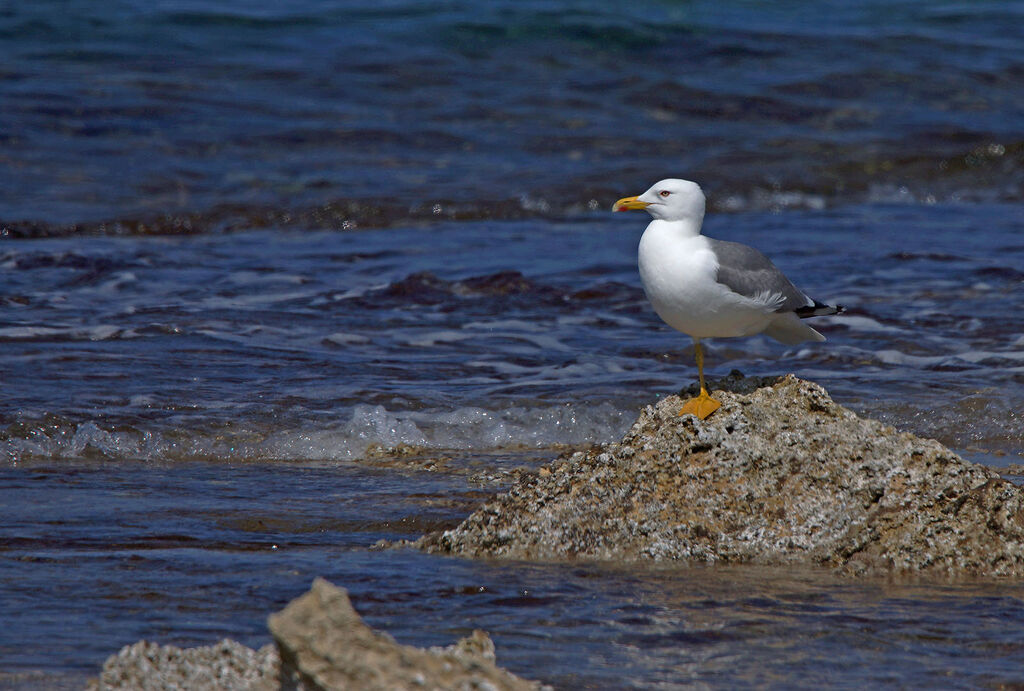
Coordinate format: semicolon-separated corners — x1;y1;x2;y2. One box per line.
2;0;1023;687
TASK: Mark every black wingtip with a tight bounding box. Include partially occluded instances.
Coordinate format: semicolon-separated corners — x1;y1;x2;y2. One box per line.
795;300;845;319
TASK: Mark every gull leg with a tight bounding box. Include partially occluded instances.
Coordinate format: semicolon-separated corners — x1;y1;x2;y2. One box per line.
678;339;722;419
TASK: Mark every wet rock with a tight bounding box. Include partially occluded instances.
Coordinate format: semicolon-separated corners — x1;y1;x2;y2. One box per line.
418;375;1024;577
269;577;543;690
88;638;279;691
91;579;544;690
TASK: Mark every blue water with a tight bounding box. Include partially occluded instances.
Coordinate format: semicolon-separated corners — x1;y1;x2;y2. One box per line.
1;1;1023;688
3;0;1022;227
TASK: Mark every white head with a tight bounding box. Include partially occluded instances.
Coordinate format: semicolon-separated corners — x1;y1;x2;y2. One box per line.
614;178;706;225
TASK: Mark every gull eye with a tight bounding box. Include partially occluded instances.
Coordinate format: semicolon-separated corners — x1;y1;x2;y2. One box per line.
659;190;671;198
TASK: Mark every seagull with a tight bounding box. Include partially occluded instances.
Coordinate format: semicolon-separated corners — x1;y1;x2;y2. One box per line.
614;178;843;419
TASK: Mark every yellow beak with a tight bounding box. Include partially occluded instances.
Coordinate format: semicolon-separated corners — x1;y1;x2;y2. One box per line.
613;195;649;212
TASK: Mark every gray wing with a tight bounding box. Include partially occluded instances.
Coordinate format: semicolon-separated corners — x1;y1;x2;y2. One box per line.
708;238;813;313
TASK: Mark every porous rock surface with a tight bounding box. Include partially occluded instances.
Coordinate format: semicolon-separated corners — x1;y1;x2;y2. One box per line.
91;578;543;691
419;375;1024;577
88;638;279;691
269;577;543;691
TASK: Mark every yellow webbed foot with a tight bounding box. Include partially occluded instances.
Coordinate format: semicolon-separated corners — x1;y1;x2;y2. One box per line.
678;388;721;420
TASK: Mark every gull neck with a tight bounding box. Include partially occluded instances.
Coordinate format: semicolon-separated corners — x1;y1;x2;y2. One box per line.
645;217;704;238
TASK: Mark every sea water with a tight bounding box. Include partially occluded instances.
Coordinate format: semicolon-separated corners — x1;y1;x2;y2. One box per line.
1;1;1022;687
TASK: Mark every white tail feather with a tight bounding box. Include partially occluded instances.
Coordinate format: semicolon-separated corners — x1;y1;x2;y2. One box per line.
762;312;826;344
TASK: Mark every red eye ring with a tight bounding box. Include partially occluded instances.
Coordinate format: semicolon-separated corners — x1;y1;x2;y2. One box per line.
659;190;671;197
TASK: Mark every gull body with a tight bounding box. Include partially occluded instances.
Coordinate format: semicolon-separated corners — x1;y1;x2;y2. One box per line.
639;225;785;340
614;178;842;418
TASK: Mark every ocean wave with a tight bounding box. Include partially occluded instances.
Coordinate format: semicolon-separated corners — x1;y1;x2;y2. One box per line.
3;144;1020;240
1;402;633;465
3;0;1021;233
0;324;130;342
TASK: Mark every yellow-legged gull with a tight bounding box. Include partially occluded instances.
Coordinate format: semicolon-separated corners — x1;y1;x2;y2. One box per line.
615;178;844;419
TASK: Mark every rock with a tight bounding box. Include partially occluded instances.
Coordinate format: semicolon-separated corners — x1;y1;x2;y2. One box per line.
268;578;543;691
88;638;279;691
418;374;1024;577
91;580;544;690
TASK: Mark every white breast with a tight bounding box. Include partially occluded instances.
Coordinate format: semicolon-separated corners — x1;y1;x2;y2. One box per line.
637;221;774;339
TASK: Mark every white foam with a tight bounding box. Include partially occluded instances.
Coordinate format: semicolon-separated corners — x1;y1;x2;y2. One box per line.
874;350;954;367
406;401;629;449
323;332;371;345
347;404;430;449
407;330;472;347
957;350;1024;363
836;315;904;334
0;326;67;340
2;401;634;464
87;325;122;341
0;325;125;341
874;348;1024;368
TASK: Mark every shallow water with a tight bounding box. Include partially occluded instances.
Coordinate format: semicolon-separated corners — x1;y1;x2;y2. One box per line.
2;204;1022;689
1;0;1023;688
3;204;1021;464
5;459;1024;689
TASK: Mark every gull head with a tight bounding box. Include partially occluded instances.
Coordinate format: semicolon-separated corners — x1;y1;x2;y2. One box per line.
613;178;706;224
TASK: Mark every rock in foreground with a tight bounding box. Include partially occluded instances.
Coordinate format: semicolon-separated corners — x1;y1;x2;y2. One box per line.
269;578;542;691
89;639;278;691
91;579;543;690
419;375;1024;577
